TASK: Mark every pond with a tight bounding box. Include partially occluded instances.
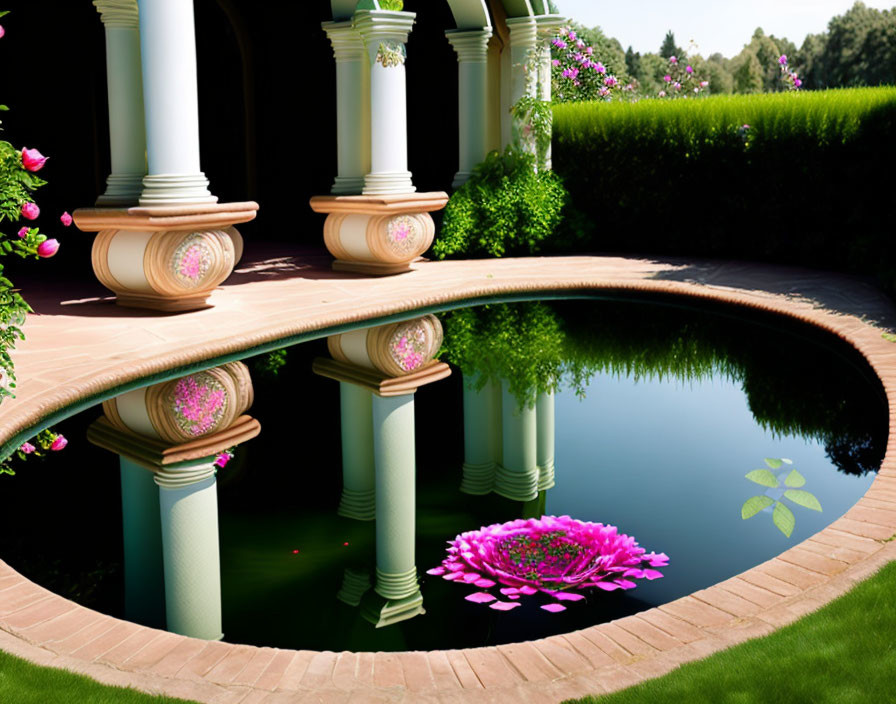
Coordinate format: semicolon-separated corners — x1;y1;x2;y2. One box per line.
0;294;886;652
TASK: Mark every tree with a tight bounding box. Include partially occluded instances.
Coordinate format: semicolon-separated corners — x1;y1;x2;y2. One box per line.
660;30;682;60
625;45;641;79
732;50;763;93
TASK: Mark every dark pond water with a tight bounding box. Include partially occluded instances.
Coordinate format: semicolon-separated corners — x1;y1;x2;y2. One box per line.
0;295;887;652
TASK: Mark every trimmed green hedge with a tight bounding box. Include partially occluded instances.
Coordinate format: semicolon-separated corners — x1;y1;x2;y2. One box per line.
552;88;896;291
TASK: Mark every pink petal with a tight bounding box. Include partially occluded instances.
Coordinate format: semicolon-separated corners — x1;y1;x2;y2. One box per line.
489;601;521;611
594;582;621;591
500;587;520;596
426;567;446;576
443;571;465;581
554;592;585;602
507;594;520;599
613;579;637;589
518;586;538;596
462;572;482;583
623;568;645;578
540;603;567;613
474;578;496;588
642;569;664;580
465;592;496;604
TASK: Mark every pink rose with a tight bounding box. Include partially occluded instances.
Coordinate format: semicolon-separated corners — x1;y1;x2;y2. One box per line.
37;239;59;258
664;74;671;83
21;202;40;220
20;442;35;454
21;147;48;172
50;434;68;451
17;227;29;238
214;452;232;468
669;56;678;64
0;25;5;39
60;211;72;226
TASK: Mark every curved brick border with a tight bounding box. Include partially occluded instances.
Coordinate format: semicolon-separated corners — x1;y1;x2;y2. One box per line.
1;252;895;704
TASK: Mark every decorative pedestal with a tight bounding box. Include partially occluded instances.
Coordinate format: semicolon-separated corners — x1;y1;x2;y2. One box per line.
314;315;450;627
310;193;448;276
88;362;260;640
73;202;258;312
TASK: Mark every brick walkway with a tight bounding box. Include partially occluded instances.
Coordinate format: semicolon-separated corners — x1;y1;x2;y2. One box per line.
1;248;895;703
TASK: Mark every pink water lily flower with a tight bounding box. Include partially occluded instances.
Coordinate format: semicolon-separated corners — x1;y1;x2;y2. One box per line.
21;147;48;172
0;25;5;39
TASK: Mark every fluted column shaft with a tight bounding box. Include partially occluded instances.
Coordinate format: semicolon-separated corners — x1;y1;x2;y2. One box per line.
155;460;222;640
355;10;417;195
446;28;492;189
93;0;147;206
534;16;566;169
495;380;539;501
460;373;500;494
504;17;538;149
536;389;556;491
138;0;215;204
324;21;371;195
338;382;376;520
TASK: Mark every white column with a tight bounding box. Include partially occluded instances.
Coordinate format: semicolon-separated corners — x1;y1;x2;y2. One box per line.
446;28;492;189
504;17;538;149
354;10;417;195
137;0;216;205
536;390;556;491
323;21;371;195
155;460;222;640
495;380;539;502
460;373;500;495
120;457;165;628
93;0;147;206
338;382;376;520
534;16;565;170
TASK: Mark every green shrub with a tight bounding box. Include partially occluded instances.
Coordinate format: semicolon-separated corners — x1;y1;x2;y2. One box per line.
552;87;896;292
433;147;568;259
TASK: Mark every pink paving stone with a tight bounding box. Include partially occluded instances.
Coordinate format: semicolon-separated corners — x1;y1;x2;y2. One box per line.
756;559;828;590
120;632;183;669
532;638;591;675
426;650;463;690
444;650;483;689
778;547;850;577
3;595;78;630
272;650;317;692
177;640;234;679
398;651;435;692
330;651;360;690
559;633;615;669
253;650;298;691
717;578;787;608
496;642;563;682
736;568;802;598
659;596;736;628
634;611;706;644
146;637;209;677
612;615;683;651
18;605;99;644
48;614;120;655
67;620;141;661
98;626;166;666
232;647;279;687
206;645;262;684
461;647;522;689
692;587;761;618
372;651;404;689
592;664;644;693
849;504;896;527
831;517;895;541
0;582;53;617
809;529;882;555
597;623;659;658
578;628;637;664
354;651;375;688
799;540;870;565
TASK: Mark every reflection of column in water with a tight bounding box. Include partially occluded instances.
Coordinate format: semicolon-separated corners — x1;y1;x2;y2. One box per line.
338;383;376;520
495;379;539;502
460;372;500;495
536;389;556;492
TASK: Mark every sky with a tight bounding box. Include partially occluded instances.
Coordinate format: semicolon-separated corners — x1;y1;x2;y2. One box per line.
557;0;895;58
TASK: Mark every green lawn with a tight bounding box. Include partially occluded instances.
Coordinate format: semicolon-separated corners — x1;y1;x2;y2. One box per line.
569;559;896;704
0;649;197;704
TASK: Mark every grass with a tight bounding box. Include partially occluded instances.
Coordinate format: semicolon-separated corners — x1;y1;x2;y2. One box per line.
0;649;197;704
568;559;896;704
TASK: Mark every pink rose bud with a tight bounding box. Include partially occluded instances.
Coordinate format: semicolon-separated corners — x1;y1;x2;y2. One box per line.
669;56;677;64
21;202;40;220
0;25;5;39
37;238;59;258
50;434;68;451
664;74;671;82
60;211;72;226
686;65;693;73
17;227;29;238
215;452;232;468
21;147;48;172
20;442;35;454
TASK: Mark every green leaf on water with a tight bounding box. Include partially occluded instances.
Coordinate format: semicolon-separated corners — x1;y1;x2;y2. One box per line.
764;458;783;469
773;501;795;537
742;495;774;519
784;469;806;488
784;489;822;512
745;469;779;488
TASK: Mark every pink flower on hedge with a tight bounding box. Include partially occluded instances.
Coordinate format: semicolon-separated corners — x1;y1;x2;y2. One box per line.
669;56;678;64
428;515;667;613
659;90;667;97
17;227;29;238
664;74;671;83
37;239;59;258
604;75;618;87
60;211;72;226
700;81;709;88
686;65;694;74
214;452;232;468
779;54;788;65
50;434;67;451
595;61;606;74
20;442;35;454
21;147;48;172
21;202;40;220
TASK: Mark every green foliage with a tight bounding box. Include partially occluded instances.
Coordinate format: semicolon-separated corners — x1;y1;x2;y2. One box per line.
377;0;403;9
741;457;821;538
551;23;630;104
552;88;896;295
248;348;288;378
659;30;682;60
433;147;568;259
0;429;65;477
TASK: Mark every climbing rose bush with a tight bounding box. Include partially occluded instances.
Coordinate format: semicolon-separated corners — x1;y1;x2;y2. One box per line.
429;515;668;613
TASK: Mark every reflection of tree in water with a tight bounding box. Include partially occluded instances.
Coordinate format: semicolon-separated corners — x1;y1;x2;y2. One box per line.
440;298;886;477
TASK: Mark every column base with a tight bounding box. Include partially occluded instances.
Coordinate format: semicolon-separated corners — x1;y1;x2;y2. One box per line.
338;488;376;521
361;589;425;628
538;460;556;491
336;567;373;606
331;176;365;195
310;193;448;278
460;461;496;495
494;464;539;502
362;171;415;196
74;202;258;313
96;173;145;207
139;173;217;206
374;566;419;601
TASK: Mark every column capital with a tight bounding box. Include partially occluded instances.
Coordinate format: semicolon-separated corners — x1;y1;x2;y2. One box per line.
322;20;366;62
353;10;417;45
506;16;538;47
94;0;139;29
534;14;567;38
445;27;493;62
154;460;217;489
